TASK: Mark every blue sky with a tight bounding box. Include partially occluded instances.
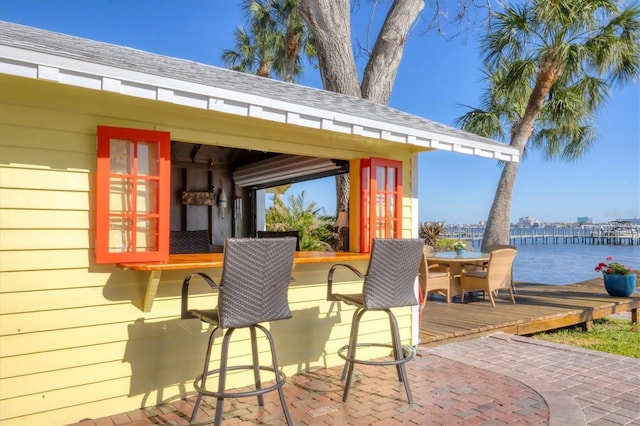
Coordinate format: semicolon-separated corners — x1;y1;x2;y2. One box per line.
2;0;638;225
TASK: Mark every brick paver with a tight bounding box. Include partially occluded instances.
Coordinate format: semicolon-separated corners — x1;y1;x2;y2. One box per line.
72;333;640;425
428;334;640;426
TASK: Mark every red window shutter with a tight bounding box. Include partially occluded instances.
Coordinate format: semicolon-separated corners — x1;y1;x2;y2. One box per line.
95;126;171;264
359;158;402;253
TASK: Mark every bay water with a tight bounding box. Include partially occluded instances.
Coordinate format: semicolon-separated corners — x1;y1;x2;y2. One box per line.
508;243;640;285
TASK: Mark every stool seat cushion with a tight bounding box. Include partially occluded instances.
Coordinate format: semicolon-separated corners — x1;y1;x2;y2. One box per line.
334;293;364;307
189;309;219;325
464;270;487;278
428;271;448;278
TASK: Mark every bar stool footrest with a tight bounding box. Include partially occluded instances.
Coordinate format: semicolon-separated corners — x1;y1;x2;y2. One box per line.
337;343;416;367
194;365;287;399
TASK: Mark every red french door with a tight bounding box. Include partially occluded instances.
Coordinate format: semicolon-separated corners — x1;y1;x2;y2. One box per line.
360;158;402;253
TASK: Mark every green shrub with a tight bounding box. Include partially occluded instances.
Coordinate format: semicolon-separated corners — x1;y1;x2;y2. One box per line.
434;238;470;251
265;191;337;251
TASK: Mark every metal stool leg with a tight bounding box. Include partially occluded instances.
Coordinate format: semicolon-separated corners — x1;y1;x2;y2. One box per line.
190;326;219;424
336;307;415;404
249;326;264;407
385;308;403;382
386;309;413;404
342;308;365;402
257;324;292;425
191;325;291;426
341;307;363;381
213;328;236;425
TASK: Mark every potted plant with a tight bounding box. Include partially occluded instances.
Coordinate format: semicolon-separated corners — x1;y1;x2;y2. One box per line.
595;257;637;297
452;240;466;255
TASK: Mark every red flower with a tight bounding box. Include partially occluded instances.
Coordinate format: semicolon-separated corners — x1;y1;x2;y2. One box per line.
595;257;632;276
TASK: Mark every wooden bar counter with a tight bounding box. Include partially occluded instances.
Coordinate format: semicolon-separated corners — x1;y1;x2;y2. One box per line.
119;251;370;312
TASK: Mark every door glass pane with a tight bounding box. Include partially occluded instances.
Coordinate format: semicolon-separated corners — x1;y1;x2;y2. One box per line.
109;178;132;213
361;166;370;191
135;218;158;251
110;139;133;174
376;166;385;191
387;167;396;191
108;217;131;253
375;219;385;238
136;180;157;213
387;220;396;237
376;193;385;217
387;194;396;217
137;142;159;176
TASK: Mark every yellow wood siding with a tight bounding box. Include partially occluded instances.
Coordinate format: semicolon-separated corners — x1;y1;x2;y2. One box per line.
0;76;418;424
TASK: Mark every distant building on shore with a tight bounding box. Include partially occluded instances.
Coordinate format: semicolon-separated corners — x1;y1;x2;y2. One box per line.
577;216;593;224
614;218;640;225
517;216;542;227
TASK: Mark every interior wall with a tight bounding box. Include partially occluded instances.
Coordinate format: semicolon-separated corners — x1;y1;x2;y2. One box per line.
170;143;240;246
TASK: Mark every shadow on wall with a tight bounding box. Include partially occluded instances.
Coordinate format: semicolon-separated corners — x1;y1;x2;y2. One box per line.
269;304;342;375
123;317;206;407
102;268;219;310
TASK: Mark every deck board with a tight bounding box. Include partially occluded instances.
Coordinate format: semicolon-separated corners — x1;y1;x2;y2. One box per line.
419;277;639;344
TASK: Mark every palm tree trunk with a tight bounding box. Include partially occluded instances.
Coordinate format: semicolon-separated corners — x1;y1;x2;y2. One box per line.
335;173;350;215
482;54;562;251
481;160;520;251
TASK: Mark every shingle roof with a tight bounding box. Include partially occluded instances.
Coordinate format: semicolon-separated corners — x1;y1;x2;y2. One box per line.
0;20;518;162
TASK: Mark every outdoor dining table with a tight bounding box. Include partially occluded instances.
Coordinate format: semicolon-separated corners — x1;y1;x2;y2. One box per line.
425;251;491;298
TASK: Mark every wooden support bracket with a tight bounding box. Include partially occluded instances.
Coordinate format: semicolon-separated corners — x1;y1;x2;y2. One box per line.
142;271;163;312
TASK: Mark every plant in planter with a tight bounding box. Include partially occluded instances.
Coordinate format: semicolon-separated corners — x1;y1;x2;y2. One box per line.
595;257;637;297
452;240;467;255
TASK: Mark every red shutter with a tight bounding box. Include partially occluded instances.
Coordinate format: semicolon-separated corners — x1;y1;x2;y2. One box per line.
95;126;170;263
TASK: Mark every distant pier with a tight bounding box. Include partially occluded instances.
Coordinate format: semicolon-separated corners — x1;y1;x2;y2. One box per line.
442;225;639;246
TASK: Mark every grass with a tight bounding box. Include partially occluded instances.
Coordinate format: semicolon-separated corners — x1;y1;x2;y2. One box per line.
531;317;640;359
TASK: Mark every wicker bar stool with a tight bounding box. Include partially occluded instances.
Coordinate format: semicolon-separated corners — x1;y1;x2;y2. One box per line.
181;237;297;425
327;238;424;403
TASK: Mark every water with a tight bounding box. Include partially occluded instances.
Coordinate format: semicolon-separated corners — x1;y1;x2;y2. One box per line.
510;244;640;285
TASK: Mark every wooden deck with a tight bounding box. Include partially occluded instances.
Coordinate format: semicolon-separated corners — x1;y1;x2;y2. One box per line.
419;277;639;345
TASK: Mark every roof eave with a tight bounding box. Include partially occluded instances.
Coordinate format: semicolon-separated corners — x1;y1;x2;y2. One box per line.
0;43;519;163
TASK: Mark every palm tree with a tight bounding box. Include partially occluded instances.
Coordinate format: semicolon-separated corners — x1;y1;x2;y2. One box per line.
265;0;316;83
456;0;640;251
265;191;335;250
221;0;315;82
221;24;273;77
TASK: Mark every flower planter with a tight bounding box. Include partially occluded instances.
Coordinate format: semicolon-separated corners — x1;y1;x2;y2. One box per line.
603;274;637;297
455;248;466;256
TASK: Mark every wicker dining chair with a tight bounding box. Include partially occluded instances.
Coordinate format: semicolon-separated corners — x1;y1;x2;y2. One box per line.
327;238;424;403
459;247;517;307
486;244;517;294
419;246;452;305
180;237;297;425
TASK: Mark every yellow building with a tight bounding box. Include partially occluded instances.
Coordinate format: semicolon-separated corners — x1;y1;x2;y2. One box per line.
0;21;519;424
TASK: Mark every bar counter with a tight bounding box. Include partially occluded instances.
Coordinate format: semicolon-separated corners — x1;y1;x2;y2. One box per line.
119;251;370;311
